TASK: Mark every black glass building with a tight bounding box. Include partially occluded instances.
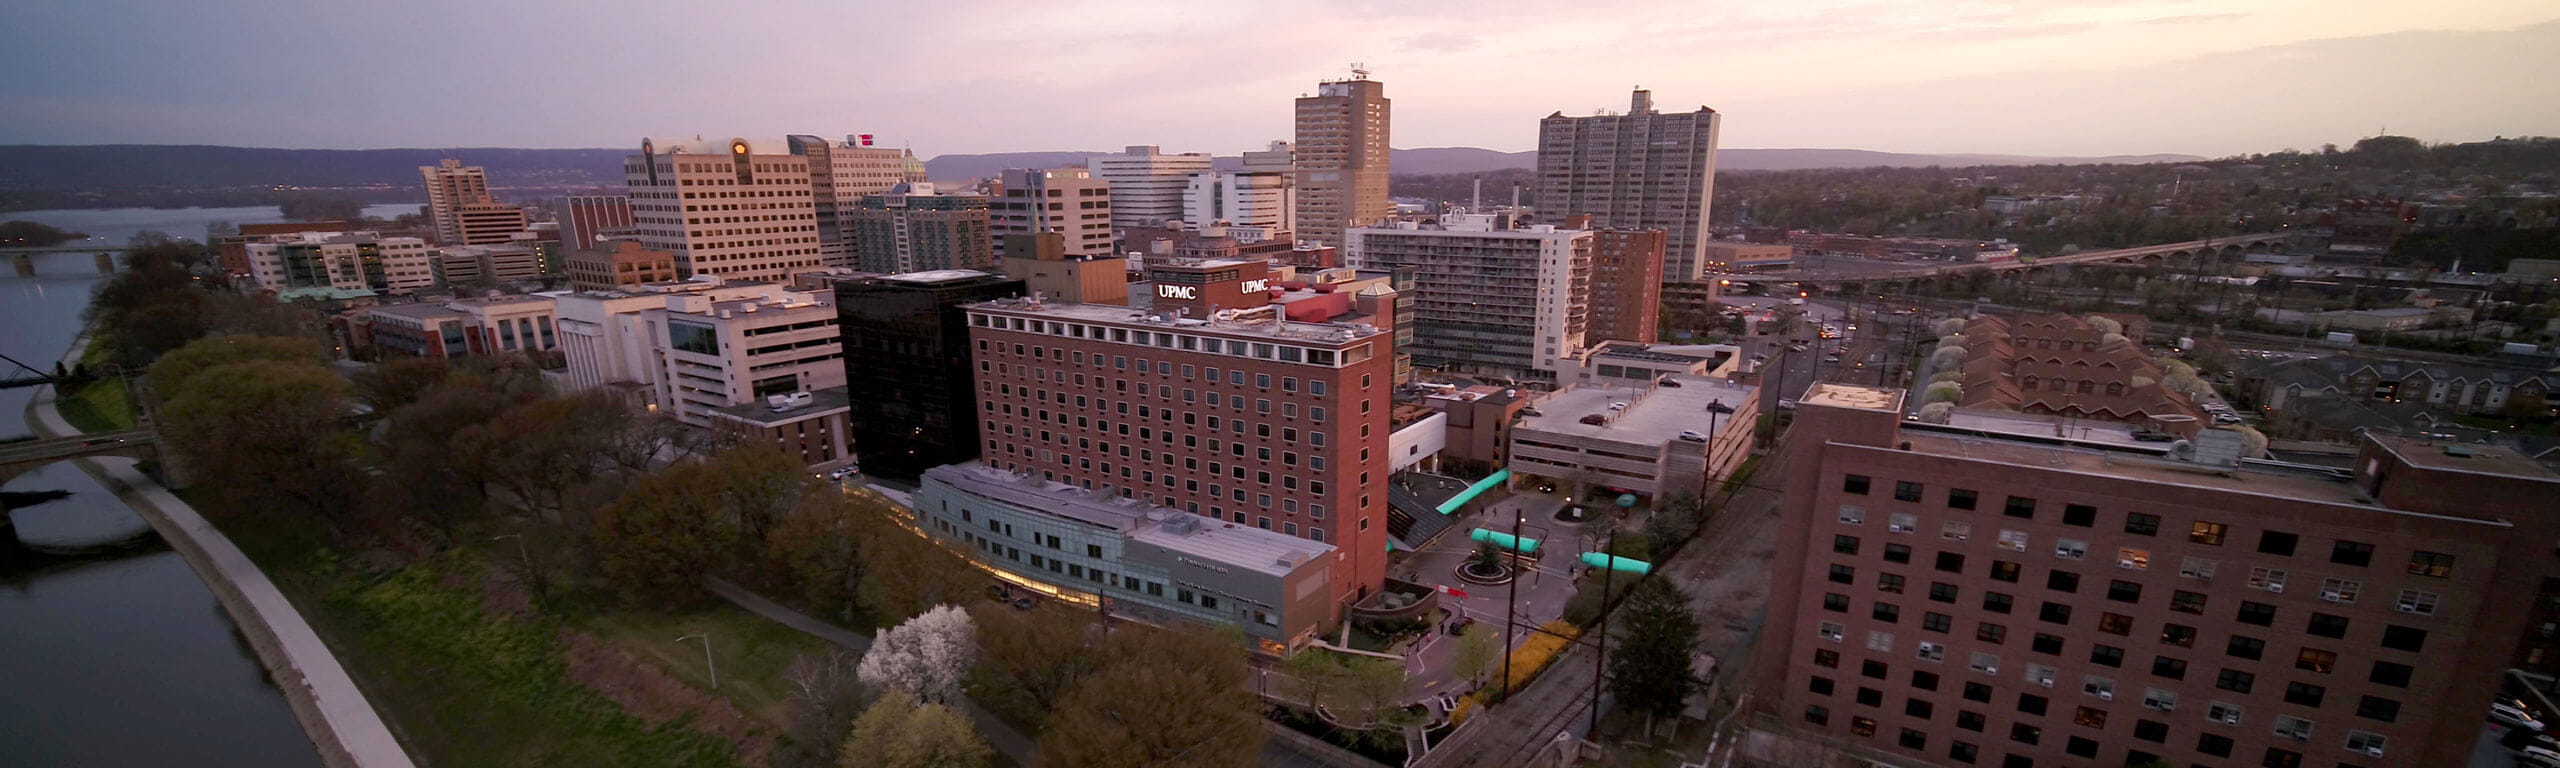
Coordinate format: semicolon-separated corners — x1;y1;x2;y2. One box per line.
834;270;1025;482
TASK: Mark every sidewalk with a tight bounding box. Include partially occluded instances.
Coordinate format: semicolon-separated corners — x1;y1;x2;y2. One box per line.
704;578;1038;765
25;332;414;768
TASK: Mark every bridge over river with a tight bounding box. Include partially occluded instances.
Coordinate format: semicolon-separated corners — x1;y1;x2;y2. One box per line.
1752;232;2292;289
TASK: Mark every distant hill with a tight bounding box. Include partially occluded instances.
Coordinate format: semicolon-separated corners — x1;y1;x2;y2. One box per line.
0;143;2209;194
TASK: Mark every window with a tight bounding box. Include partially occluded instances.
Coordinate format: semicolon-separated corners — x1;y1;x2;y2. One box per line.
1813;648;1839;668
2189;521;2228;545
2090;645;2124;668
1828;564;1856;584
2038;602;2072;625
2142;688;2178;712
1868;632;1895;653
2073;705;2107;728
1809;675;1835;695
2226;635;2265;660
2046;571;2080;593
2032;633;2064;655
1873;602;1900;622
1888;513;1916;533
2003;496;2036;519
1990;561;2020;582
2331;540;2374;567
2099;612;2133;635
2062;504;2095;527
1842;474;1870;495
1822;593;1850;612
2282;681;2324;707
1941;521;1973;542
2256;530;2299;556
2215;668;2254;693
2272;714;2313;742
1950;740;1978;763
2107;580;2143;603
1918;641;1946;662
2406;551;2454;578
2117;547;2150;570
2319;578;2359;604
1899;727;1927;750
1997;529;2031;552
2395;589;2439;616
2354;696;2400;723
1819;621;1846;642
1969;652;2000;675
2236;601;2276;626
2124;512;2160;536
1837;505;1866;525
2160;623;2197;647
1977;623;2008;643
2171;590;2207;614
1894;481;1923;502
2153;656;2189;680
2066;735;2099;758
2180;556;2217;581
2051;538;2085;559
2247;567;2287;593
2134;719;2169;742
2207;701;2245;727
2368;661;2413;688
2083;676;2116;700
1964;683;1993;703
1885;544;1911;563
1924;612;1953;633
1913;670;1941;690
2345;730;2388;759
1850;716;1878;736
2380;625;2427;652
1983;592;2013;614
1803;704;1829;725
2198;732;2235;757
1930;582;1959;603
2306;612;2349;638
1948;488;1978;510
2009;723;2041;745
1833;535;1861;555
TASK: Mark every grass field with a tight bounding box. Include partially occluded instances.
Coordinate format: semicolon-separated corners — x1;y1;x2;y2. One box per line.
53;337;134;432
574;602;831;729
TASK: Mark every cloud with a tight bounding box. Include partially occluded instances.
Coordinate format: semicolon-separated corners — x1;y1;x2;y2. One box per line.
1400;32;1479;53
2137;12;2251;24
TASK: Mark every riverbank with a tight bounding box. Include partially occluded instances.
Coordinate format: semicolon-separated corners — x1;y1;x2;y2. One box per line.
25;330;413;768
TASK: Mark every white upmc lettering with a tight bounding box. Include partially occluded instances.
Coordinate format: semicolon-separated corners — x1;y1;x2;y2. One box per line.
1158;284;1199;300
1239;279;1270;293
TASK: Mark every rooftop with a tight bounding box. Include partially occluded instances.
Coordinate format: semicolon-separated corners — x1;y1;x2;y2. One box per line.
1803;382;1903;412
969;297;1385;346
926;462;1334;578
1518;373;1757;445
2371;434;2560;481
1897;431;2385;510
366;300;466;320
885;269;995;284
707;387;849;427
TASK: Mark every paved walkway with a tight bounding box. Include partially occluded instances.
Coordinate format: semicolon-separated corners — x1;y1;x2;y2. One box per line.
704;578;1038;765
25;333;414;768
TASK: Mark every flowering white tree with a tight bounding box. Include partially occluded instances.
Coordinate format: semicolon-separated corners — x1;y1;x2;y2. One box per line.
858;604;978;704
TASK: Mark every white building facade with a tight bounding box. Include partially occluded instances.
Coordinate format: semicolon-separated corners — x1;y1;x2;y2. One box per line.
1090;145;1212;229
644;286;845;425
244;232;434;295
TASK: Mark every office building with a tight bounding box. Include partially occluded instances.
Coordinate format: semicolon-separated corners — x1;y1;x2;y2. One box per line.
852;183;994;274
912;462;1335;650
1294;73;1390;247
625;136;823;282
1344;214;1591;383
1507;372;1755;502
642;284;843;425
964;278;1398;606
1001;232;1127;306
556;194;635;250
1185;143;1297;233
1092;145;1213;229
834;270;1027;482
1702;242;1793;272
454;202;532;246
1537;89;1721;281
554;278;781;409
708;386;851;467
791;134;919;268
1588;226;1666;344
243;232;434;297
1759;383;2560;768
421;158;494;245
434;243;545;288
363;295;557;359
564;240;679;291
992;168;1113;260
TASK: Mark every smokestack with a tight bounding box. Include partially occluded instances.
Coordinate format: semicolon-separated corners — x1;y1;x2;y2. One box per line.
1472;177;1483;212
1511;184;1521;212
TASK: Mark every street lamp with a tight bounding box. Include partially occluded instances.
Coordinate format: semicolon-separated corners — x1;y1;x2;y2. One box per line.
676;633;717;689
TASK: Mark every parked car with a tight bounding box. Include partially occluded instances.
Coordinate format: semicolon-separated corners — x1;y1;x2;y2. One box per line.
2520;745;2560;768
2495;701;2546;731
2213;413;2244;424
1677;430;1708;442
2131;429;2176;442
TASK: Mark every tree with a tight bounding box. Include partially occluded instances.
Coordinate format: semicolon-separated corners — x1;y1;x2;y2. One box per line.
1923;382;1963;404
838;690;992;768
586;461;737;604
1643;492;1704;554
774;649;874;768
1929;345;1967;369
461;392;628;521
156;358;364;531
353;356;455;414
858;500;983;621
1037;627;1265;768
1451;625;1499;688
1933;317;1968;337
708;442;813;554
858;605;978;705
767;492;872;620
969;604;1103;727
1333;655;1419;748
148;335;329;394
1916;402;1955;424
1608;577;1703;732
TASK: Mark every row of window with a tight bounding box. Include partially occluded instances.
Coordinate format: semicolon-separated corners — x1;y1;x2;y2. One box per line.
1805;697;2389;766
972;313;1374;369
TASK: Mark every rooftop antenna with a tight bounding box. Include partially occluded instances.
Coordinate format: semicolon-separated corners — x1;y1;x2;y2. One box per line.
1350;62;1369;79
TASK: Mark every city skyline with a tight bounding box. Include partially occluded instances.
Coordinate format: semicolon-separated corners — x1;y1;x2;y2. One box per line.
3;1;2556;157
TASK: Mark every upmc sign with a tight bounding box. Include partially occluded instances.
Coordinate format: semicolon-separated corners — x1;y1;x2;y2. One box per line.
1158;284;1199;300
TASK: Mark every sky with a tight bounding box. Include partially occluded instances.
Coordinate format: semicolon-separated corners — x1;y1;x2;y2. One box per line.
4;0;2558;158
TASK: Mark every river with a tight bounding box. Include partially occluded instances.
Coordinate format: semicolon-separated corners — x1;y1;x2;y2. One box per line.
0;204;414;768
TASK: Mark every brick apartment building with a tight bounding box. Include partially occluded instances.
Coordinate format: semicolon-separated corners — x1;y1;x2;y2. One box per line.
1762;382;2560;768
963;283;1398;608
1581;221;1664;345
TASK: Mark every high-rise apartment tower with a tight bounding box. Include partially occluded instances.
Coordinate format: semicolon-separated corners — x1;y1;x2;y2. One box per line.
1294;72;1391;247
1537;89;1721;282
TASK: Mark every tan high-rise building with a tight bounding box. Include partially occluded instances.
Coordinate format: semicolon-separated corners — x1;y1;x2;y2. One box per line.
421;158;495;245
1091;145;1213;229
1537;89;1721;282
624;137;823;282
991;168;1112;261
790;134;917;269
454;201;530;246
1294;72;1390;247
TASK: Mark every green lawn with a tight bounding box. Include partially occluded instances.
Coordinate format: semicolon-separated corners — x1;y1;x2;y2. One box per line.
574;602;831;729
54;377;134;432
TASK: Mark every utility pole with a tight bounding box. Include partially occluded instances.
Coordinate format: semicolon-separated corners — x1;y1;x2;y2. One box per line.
1588;525;1618;736
677;633;717;689
1499;504;1524;699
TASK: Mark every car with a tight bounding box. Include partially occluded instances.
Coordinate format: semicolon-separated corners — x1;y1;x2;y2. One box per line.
2495;701;2547;731
2521;745;2560;768
1677;430;1708;443
2131;429;2176;443
1535;482;1557;493
2213;414;2244;424
1608;402;1629;411
1657;378;1683;388
1749;353;1769;362
1777;399;1798;410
